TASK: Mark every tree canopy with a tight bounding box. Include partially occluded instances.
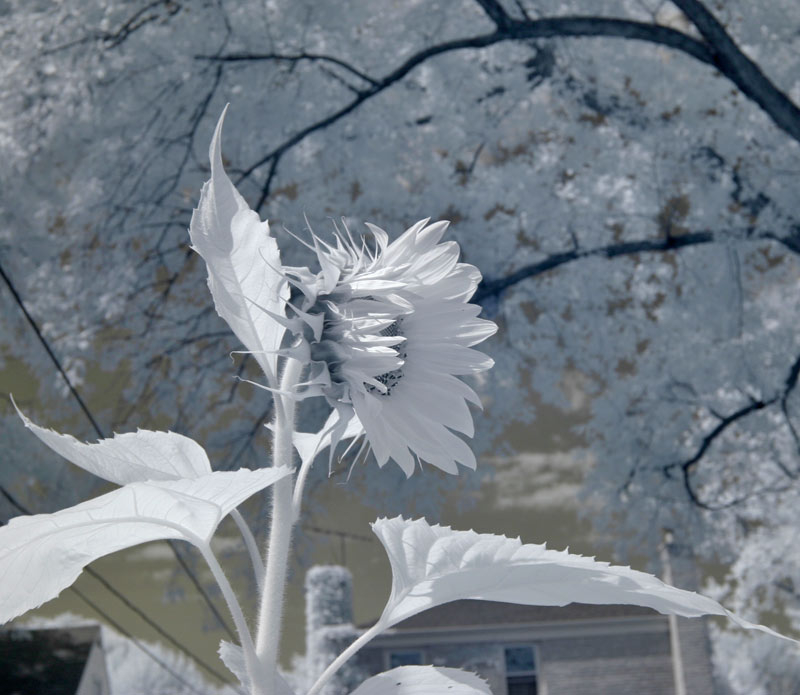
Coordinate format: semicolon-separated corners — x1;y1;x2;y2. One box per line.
2;1;800;690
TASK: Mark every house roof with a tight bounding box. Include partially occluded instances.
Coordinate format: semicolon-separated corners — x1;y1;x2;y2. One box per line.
0;625;100;695
362;600;660;630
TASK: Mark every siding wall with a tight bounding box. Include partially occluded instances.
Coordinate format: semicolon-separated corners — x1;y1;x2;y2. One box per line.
538;631;674;695
361;627;675;695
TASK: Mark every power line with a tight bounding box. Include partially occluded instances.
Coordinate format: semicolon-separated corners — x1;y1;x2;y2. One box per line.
302;524;374;567
302;525;374;543
0;485;232;685
0;256;236;641
0;262;103;436
70;584;215;695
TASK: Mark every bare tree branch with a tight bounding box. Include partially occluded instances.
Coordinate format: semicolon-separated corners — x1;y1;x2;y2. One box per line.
474;225;800;304
234;16;717;205
661;351;800;510
196;51;379;86
225;9;800;211
672;0;800;143
42;0;181;55
473;0;513;29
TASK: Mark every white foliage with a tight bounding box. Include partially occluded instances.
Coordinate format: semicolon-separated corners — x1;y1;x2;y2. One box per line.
219;640;296;694
370;517;788;640
15;399;212;484
0;468;291;624
711;626;800;695
3;0;800;676
188;106;290;386
21;613;236;695
219;640;251;691
349;666;492;695
106;629;237;695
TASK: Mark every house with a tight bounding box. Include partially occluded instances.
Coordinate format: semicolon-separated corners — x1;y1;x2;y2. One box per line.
303;539;716;695
0;625;111;695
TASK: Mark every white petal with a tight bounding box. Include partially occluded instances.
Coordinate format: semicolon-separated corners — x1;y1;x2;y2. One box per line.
413;343;494;375
290;408;364;469
421;263;482;302
406;241;460;287
363;223;389;253
382;402;471;473
313;242;342;293
377;423;417;477
353;394;392;466
400;377;475;437
379;219;430;266
414;220;450;251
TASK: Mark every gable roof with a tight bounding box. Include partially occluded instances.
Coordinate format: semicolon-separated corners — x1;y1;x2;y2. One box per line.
0;626;101;695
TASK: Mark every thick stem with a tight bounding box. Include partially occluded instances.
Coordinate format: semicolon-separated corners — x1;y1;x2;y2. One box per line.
255;357;304;688
306;622;386;695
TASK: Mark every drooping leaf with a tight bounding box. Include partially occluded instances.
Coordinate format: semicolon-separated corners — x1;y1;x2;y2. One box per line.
218;640;296;695
0;468;291;624
14;399;211;485
349;666;491;695
189;106;289;385
371;517;792;642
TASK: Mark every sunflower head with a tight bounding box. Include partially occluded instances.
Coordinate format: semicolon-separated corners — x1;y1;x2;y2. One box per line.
279;218;497;477
190;108;496;478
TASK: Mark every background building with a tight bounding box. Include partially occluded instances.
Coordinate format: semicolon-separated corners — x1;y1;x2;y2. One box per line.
0;625;111;695
304;563;717;695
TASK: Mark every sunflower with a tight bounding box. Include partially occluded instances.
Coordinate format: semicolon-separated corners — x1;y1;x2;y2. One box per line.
190;108;496;477
279;218;496;477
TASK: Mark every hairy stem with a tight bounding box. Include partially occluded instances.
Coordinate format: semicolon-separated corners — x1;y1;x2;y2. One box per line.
231;508;265;592
255;357;303;688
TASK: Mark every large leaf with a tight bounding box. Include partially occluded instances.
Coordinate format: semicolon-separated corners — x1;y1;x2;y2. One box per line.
0;468;291;624
350;666;491;695
189;106;289;384
371;517;791;641
15;399;211;485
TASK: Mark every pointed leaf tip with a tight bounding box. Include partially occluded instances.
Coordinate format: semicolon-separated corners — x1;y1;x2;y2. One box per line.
370;517;797;644
14;405;212;486
210;103;231;181
189;107;290;385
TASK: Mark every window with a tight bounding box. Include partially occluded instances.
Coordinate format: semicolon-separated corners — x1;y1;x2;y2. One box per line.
505;645;537;695
388;650;424;668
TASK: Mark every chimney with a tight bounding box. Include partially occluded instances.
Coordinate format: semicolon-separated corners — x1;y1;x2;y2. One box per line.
304;566;364;695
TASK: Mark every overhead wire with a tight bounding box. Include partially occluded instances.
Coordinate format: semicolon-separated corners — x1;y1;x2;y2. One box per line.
0;258;235;639
0;484;233;687
2;249;375;687
67;585;214;695
0;259;241;681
